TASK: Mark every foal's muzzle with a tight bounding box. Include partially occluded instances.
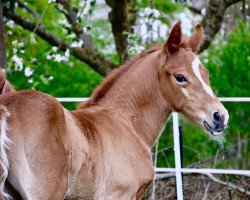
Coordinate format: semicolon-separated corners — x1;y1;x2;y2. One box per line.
203;112;226;135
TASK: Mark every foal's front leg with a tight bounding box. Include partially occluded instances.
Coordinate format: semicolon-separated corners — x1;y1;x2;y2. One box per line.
135;180;152;200
95;186;138;200
96;182;151;200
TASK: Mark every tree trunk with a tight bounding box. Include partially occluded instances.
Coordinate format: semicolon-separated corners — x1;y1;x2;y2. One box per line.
200;0;242;52
106;0;137;63
0;0;7;69
0;1;15;93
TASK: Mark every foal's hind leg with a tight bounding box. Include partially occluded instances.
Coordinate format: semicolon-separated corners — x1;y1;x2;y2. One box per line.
7;144;69;200
8;153;69;200
5;180;23;200
7;153;69;200
7;131;69;199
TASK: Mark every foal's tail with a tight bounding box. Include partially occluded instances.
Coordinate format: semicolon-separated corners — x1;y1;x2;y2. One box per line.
0;106;11;199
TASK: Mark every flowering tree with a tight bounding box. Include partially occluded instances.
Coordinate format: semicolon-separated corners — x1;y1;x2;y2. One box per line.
2;0;243;77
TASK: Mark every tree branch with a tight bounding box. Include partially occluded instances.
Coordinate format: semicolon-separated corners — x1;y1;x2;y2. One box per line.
200;0;242;52
155;173;250;196
225;0;243;6
105;0;137;62
188;5;202;15
3;6;116;76
205;173;250;196
16;0;39;19
56;0;93;50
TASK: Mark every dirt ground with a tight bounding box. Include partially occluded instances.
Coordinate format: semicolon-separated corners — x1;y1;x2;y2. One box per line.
142;175;249;200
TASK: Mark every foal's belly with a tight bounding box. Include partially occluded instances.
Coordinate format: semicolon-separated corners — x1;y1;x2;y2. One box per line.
65;161;154;200
65;167;96;199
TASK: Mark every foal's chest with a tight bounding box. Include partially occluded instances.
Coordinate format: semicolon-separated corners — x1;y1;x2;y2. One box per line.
93;139;154;199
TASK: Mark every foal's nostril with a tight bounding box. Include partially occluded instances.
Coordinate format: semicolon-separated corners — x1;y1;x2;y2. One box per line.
213;112;222;123
214;123;220;130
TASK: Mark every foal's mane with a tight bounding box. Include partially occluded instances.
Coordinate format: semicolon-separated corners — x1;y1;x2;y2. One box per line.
78;45;161;109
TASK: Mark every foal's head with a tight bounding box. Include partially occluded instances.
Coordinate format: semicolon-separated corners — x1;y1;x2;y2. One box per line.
159;22;229;141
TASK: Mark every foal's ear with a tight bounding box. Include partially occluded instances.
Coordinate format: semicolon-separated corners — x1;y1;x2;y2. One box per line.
189;24;204;54
161;21;182;55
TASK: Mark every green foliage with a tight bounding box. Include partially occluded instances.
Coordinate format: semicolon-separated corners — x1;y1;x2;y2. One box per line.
205;21;250;133
138;0;181;13
154;0;181;14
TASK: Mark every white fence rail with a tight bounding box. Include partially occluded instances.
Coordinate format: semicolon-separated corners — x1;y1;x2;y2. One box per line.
155;168;250;175
56;97;250;102
57;97;250;200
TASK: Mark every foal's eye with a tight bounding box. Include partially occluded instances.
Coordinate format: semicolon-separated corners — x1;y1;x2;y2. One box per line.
175;75;187;83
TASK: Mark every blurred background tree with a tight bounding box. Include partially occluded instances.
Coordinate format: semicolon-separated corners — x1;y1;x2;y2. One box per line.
1;0;250;198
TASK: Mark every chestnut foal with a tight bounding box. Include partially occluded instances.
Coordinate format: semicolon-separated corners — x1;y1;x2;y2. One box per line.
0;22;228;200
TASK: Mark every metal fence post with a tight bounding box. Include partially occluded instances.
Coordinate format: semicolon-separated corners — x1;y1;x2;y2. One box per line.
173;112;183;200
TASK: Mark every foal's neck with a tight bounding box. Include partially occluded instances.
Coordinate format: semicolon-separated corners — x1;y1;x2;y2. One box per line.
99;51;172;147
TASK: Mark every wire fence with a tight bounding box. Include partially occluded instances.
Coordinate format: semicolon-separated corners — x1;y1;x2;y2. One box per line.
56;97;250;200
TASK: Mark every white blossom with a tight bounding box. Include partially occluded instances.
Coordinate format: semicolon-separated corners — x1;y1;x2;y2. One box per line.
53;54;69;62
71;40;83;48
13;48;18;54
12;40;18;47
47;54;69;62
62;28;68;34
79;1;91;16
98;34;105;39
17;42;24;48
82;26;90;33
129;45;145;55
30;58;37;63
66;34;75;39
46;54;52;60
12;40;24;48
69;62;74;67
48;76;54;81
48;0;56;4
28;78;34;84
140;8;160;18
65;49;70;57
203;58;209;64
24;67;34;77
47;48;70;62
30;34;37;44
6;20;14;29
57;4;64;10
12;55;23;71
52;46;58;52
58;18;70;28
201;8;206;15
7;31;13;35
